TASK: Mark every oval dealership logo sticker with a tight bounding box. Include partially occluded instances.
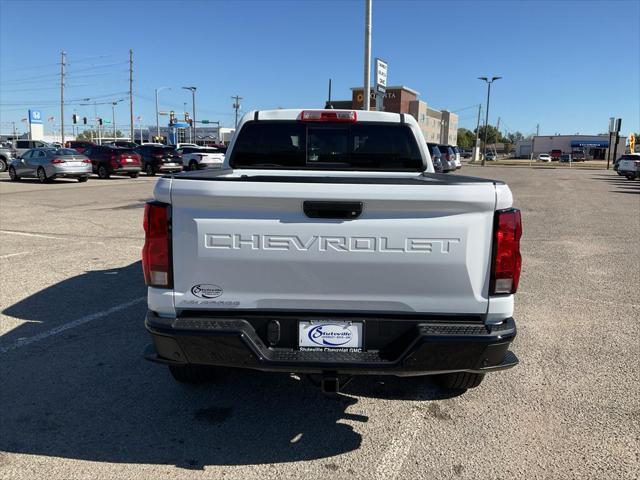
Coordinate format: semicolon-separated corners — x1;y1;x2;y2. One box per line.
308;324;353;347
191;284;223;299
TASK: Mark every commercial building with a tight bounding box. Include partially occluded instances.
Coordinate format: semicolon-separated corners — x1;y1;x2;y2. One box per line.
515;135;627;160
329;86;458;146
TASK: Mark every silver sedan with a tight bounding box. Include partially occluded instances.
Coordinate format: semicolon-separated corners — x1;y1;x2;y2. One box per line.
9;148;92;183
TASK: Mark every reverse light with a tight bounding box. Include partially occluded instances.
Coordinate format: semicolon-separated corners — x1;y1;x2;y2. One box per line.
300;110;357;122
142;202;172;288
490;208;522;295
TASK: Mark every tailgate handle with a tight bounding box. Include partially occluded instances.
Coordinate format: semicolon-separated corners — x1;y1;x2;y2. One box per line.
303;201;363;220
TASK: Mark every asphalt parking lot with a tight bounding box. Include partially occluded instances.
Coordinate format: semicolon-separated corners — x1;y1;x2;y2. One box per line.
0;168;638;480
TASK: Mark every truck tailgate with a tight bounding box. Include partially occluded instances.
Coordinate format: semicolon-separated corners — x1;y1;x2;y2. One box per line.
170;176;497;315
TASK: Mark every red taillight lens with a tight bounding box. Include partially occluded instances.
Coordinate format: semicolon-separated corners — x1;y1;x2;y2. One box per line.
491;209;522;295
300;110;357;122
110;154;119;168
142;202;172;288
82;158;91;163
51;158;65;164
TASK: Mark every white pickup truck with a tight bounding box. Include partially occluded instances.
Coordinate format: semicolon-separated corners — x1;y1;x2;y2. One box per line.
142;109;521;393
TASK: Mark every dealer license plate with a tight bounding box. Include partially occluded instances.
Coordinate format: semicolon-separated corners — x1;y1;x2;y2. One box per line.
299;321;363;350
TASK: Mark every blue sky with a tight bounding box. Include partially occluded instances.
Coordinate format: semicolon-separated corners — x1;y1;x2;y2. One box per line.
1;0;638;136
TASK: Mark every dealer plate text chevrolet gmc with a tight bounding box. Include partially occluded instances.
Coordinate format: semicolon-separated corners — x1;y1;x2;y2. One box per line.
142;109;521;393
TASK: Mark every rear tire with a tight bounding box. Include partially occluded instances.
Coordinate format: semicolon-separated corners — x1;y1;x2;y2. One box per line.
145;163;155;176
169;364;218;384
97;165;110;179
37;167;48;183
434;372;485;390
9;166;19;181
129;172;139;178
189;161;198;171
0;158;7;172
77;176;88;183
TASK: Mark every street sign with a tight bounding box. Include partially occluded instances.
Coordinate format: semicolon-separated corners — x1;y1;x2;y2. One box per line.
201;120;210;124
375;58;387;91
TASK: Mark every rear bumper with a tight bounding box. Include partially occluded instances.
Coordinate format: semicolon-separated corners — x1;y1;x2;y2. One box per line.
113;166;141;174
145;311;518;376
158;164;183;172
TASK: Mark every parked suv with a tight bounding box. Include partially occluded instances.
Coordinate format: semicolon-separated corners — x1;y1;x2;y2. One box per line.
438;144;458;171
65;140;95;155
177;146;225;170
83;145;141;179
134;145;183;176
0;144;16;172
427;143;444;172
15;139;51;157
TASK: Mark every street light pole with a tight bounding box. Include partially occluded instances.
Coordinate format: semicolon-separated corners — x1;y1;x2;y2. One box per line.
155;87;171;139
478;76;501;166
182;86;197;144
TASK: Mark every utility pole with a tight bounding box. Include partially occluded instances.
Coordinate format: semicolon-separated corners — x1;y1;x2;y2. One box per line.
155;87;171;139
112;102;117;139
232;95;242;129
60;50;66;145
473;104;481;162
363;0;372;111
495;116;501;155
327;78;332;108
129;49;134;141
536;123;540;136
12;121;17;142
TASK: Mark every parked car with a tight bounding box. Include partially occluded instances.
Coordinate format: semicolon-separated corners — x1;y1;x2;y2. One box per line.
560;154;572;163
485;152;496;161
616;154;640;180
14;139;52;157
0;144;16;172
438;144;457;172
134;144;183;176
177;146;225;170
451;146;462;168
461;149;472;159
538;153;552;162
550;149;562;161
64;140;95;155
571;150;586;162
143;108;521;393
176;143;199;149
426;143;444;173
106;140;139;149
83;145;141;179
8;148;92;183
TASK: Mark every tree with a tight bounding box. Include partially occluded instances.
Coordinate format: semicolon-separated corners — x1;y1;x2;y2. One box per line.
506;131;524;144
75;129;122;141
475;125;502;145
456;128;475;148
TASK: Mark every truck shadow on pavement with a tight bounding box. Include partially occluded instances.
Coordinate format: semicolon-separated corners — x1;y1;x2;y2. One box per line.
1;261;459;468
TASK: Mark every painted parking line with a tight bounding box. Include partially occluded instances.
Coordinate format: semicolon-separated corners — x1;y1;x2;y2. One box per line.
0;296;146;355
0;229;64;240
0;251;30;259
375;407;423;480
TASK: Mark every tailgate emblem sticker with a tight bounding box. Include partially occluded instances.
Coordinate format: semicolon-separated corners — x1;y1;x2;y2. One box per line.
191;284;223;299
308;324;353;347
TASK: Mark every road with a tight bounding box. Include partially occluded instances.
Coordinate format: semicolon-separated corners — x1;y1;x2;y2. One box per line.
0;168;638;479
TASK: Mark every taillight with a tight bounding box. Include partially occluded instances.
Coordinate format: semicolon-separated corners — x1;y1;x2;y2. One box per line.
82;158;91;163
110;155;119;169
490;209;522;295
300;110;357;122
50;158;65;164
142;202;172;288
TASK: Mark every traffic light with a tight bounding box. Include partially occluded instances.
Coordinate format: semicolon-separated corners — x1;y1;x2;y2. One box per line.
169;111;175;125
185;112;192;126
98;118;103;126
72;114;78;124
82;117;87;125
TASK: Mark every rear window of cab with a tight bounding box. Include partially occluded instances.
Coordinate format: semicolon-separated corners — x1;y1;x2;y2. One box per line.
230;121;424;171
